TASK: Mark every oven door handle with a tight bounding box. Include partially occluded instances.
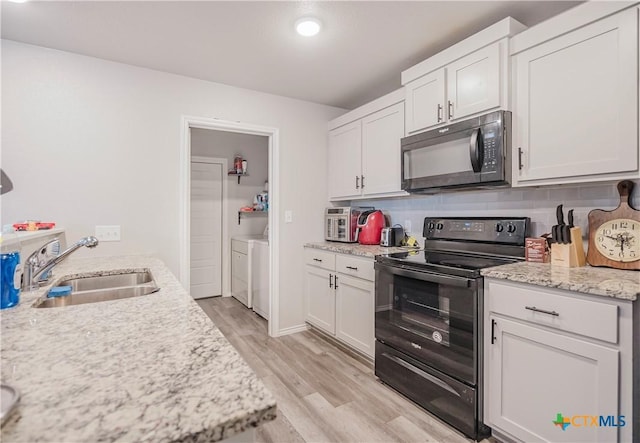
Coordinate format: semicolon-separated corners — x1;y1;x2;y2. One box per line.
382;353;461;398
378;264;473;288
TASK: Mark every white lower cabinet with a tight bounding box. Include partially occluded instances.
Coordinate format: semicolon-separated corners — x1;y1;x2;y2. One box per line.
484;279;634;443
335;274;374;357
304;265;335;334
304;247;375;358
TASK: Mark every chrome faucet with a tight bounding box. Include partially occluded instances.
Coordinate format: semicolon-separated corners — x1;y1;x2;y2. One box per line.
23;236;99;291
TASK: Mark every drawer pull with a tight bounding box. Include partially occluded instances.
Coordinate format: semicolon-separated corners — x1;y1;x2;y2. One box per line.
329;274;333;289
313;258;323;262
525;306;559;317
346;266;358;271
334;275;339;289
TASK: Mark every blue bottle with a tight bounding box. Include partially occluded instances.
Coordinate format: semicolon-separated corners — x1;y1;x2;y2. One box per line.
1;249;21;309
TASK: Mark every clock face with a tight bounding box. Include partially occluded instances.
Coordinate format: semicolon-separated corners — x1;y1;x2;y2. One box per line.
594;218;639;262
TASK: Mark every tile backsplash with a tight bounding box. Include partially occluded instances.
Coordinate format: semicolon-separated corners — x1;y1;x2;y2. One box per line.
352;180;640;241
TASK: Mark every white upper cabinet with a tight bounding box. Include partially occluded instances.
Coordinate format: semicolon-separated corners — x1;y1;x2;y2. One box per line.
361;103;405;195
328;120;362;200
402;18;525;136
405;42;504;135
328;89;407;201
405;68;445;134
447;43;501;121
511;5;639;186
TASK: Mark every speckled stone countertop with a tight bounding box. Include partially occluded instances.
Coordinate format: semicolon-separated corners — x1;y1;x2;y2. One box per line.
482;262;639;301
1;255;276;442
304;242;418;258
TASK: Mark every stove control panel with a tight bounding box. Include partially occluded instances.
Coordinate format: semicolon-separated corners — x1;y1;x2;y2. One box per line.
424;217;530;244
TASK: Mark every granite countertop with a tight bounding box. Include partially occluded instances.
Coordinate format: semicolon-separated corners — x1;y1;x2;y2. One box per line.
304;241;418;258
0;255;276;442
481;261;639;301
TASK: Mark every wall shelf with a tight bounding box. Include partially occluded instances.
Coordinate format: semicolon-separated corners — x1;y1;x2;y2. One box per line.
228;171;249;184
238;211;267;225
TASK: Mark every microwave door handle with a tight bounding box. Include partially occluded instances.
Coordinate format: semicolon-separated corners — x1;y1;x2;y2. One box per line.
469;128;484;173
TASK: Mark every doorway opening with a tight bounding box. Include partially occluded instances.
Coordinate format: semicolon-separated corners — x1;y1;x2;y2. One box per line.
180;116;280;337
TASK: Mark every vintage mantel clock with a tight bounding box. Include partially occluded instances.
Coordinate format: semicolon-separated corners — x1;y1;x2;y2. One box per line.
586;180;640;270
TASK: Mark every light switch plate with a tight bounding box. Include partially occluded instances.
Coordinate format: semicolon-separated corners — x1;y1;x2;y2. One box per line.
95;225;121;242
284;210;293;223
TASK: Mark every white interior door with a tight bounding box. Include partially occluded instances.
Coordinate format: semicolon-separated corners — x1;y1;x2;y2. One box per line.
190;161;223;299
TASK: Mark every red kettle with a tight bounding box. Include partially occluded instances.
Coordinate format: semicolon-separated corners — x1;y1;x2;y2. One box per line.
356;210;386;245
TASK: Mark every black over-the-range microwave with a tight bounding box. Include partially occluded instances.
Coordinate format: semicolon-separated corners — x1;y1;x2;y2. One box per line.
401;110;511;193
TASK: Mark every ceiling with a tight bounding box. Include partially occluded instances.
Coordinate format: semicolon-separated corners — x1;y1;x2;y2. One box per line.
1;1;581;110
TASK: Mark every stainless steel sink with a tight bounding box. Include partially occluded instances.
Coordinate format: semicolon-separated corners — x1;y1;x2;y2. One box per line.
32;271;160;309
57;271;154;292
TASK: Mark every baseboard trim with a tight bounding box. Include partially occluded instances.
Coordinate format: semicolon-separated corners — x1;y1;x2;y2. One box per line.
275;323;309;337
306;323;374;368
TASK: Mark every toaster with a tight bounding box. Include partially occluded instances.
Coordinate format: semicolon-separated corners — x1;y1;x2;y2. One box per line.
380;226;404;247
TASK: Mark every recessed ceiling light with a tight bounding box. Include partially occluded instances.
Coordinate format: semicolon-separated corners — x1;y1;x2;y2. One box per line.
295;17;321;37
8;0;30;3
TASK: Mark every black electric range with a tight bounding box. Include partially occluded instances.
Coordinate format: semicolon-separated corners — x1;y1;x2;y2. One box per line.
374;217;530;441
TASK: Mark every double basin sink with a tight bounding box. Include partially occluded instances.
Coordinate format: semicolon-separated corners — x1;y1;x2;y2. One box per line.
32;271;160;308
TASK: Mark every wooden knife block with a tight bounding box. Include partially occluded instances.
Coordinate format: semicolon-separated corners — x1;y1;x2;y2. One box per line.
551;227;586;268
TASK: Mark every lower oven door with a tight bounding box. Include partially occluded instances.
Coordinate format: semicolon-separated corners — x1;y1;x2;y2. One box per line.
375;262;479;385
376;341;484;440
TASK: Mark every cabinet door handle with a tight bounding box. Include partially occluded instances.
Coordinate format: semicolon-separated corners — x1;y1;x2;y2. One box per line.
361;175;365;189
334;275;339;289
355;176;360;189
525;306;559;317
313;258;322;262
448;100;454;119
329;273;333;289
437;104;443;122
491;319;497;344
518;147;524;170
346;266;358;271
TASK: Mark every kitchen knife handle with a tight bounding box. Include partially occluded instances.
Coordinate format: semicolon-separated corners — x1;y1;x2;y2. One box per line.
556;204;564;225
568;209;574;227
518;147;524;170
448;100;454;119
329;273;333;289
437;104;443;122
355;176;360;190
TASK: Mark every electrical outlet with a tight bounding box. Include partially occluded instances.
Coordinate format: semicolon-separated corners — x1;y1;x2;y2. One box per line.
404;220;412;234
284;210;293;223
95;225;121;242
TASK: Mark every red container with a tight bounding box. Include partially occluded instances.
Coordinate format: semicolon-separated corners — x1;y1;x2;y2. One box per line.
357;210;386;245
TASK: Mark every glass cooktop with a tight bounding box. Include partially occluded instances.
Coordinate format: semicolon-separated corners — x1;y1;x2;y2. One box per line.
376;249;520;278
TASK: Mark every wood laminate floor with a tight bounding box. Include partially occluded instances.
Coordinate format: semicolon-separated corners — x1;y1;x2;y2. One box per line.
197;296;490;443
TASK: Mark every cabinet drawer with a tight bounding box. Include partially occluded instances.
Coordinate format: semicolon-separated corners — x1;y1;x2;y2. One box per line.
487;280;618;344
304;249;336;271
335;254;374;281
232;239;249;254
232;251;248;281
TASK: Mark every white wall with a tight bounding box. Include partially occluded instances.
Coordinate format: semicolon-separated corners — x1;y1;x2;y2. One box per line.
191;128;269;237
355;181;640;245
1;40;344;332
